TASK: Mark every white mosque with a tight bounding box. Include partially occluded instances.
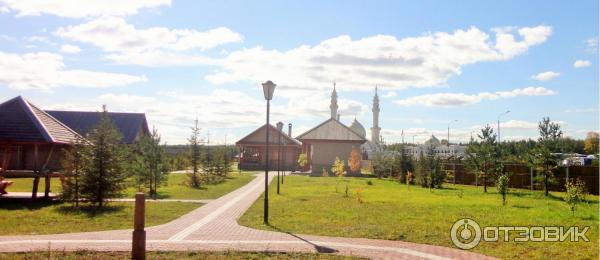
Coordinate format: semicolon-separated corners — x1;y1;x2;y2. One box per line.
329;83;466;160
328;83;383;160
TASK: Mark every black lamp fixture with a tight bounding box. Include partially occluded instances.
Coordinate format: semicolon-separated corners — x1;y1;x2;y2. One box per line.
261;80;276;225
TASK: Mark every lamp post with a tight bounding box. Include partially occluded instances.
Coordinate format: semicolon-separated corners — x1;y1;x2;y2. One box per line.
447;119;458;147
262;80;276;225
276;122;283;195
497;110;510;143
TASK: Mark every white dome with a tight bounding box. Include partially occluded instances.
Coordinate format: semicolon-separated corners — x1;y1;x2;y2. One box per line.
349;118;366;138
424;135;440;146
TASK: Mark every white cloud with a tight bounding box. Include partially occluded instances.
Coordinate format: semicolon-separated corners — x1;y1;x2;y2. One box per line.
0;0;170;18
204;25;552;92
573;60;591;68
0;51;146;90
585;37;598;53
531;71;559;81
0;6;9;13
55;17;242;66
499;120;538;129
382;91;397;98
59;44;81;54
26;35;55;46
42;88;368;144
0;34;15;41
394;86;556;107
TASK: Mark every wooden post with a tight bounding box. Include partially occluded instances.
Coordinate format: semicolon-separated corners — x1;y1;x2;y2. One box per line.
32;144;39;199
32;177;40;198
44;175;51;199
132;192;146;260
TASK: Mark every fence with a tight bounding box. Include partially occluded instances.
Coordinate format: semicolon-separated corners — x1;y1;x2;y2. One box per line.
442;163;599;195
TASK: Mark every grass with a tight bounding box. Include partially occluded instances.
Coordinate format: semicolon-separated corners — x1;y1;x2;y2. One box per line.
6;171;256;200
0;250;364;260
6;177;62;193
0;201;199;235
239;175;599;259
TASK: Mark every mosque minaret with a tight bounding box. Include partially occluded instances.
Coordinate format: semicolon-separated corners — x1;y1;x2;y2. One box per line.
371;86;381;143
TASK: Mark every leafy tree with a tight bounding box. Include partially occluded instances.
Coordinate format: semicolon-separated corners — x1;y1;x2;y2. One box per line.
188;120;202;188
535;117;562;196
565;178;587;215
497;174;509;206
131;128;169;199
584;132;599;154
348;147;361;173
80;112;128;208
331;156;346;177
297;153;308;170
60;137;87;207
331;156;348;197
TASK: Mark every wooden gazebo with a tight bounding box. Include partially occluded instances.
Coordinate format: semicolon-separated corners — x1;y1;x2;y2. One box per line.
236;124;302;171
0;96;83;199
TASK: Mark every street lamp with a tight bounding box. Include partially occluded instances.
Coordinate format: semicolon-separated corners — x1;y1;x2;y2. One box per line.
262;80;276;225
447;119;458;147
497;110;510;142
276;122;283;195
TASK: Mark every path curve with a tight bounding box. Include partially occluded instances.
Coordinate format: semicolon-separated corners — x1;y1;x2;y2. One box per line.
0;173;494;259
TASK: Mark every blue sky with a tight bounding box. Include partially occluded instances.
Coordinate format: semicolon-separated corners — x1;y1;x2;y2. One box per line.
0;0;597;144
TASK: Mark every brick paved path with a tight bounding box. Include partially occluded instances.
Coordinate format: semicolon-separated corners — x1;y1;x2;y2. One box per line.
0;173;494;259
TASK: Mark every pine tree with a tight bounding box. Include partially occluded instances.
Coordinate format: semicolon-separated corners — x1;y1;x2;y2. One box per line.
80;111;128;208
60;137;87;207
131;127;169;199
188;120;202;188
535;117;562;196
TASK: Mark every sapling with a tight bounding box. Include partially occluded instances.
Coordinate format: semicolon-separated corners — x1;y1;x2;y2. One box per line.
565;179;587;215
497;174;509;206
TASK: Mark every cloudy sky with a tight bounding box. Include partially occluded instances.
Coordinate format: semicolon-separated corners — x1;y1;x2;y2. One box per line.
0;0;597;144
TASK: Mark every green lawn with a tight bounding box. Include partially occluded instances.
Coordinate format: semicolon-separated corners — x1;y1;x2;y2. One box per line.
239;175;598;259
6;177;62;193
0;250;363;260
6;172;256;200
0;201;199;235
124;172;256;199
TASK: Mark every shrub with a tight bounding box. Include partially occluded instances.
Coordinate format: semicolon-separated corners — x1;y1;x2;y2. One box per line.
366;180;373;185
497;174;509;206
356;188;364;203
297;153;308;170
565;179;587;215
348;148;361;174
331;157;346;177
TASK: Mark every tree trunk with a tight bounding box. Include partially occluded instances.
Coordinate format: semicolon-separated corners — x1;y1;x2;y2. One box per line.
483;164;487;193
544;169;549;196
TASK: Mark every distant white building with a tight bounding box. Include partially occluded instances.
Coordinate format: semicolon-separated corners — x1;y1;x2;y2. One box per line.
405;135;466;158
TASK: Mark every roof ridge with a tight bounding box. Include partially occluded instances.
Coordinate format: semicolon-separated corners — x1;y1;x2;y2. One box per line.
236;124;301;145
296;118;366;141
18;96;55;143
45;110;146;115
24;98;85;143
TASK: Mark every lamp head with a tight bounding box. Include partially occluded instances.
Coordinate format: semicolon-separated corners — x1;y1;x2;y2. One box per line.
262;80;276;100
